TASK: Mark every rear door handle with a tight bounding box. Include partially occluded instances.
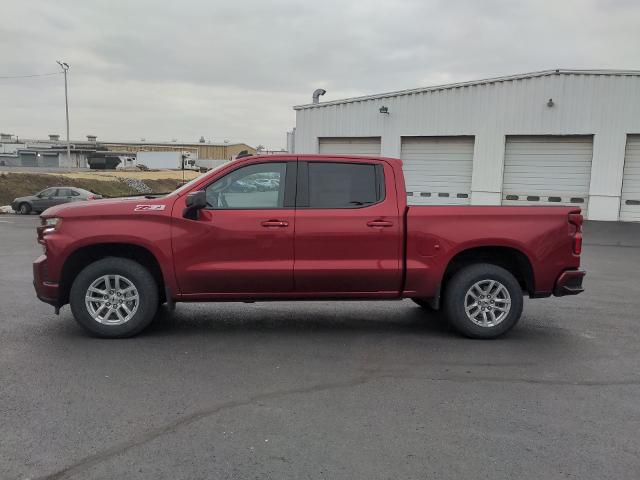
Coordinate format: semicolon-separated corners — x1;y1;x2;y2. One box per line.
261;220;289;228
367;220;394;228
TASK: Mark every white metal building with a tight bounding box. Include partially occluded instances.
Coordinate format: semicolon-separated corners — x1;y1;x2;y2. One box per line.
293;70;640;222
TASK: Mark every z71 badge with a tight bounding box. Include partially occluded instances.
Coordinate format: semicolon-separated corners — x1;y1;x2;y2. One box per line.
134;205;166;211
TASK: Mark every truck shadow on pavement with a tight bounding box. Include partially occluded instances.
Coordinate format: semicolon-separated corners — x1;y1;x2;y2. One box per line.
144;303;454;337
129;302;562;344
42;301;568;347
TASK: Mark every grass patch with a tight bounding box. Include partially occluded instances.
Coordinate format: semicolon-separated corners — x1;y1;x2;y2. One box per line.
58;170;200;181
0;172;185;206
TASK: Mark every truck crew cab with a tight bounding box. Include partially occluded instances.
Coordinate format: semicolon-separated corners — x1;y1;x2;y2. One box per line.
34;155;585;339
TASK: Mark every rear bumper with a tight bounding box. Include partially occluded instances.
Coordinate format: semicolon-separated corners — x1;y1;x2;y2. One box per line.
33;255;60;307
553;269;586;297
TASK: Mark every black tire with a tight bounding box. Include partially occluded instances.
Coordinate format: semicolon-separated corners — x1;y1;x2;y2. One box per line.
69;257;159;338
443;263;523;339
411;298;435;311
19;203;31;215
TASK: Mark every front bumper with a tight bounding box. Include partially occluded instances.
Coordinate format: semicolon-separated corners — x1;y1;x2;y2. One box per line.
33;254;60;307
553;269;586;297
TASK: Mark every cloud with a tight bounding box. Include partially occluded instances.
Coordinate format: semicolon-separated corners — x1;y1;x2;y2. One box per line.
1;0;639;149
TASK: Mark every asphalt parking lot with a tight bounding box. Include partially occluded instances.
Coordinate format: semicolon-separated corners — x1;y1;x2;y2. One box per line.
1;215;639;480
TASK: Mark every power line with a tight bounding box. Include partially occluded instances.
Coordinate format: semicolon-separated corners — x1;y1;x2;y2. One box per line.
0;72;61;79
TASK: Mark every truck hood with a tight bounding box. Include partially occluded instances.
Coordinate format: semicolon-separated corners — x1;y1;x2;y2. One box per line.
41;195;174;218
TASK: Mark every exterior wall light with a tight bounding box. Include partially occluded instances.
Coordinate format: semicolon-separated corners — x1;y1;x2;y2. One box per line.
379;106;389;114
547;98;554;107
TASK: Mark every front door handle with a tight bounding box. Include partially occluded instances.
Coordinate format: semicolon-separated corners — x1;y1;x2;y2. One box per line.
261;220;289;228
367;220;394;228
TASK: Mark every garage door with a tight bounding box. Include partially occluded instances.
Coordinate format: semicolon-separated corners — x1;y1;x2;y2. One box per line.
39;154;59;167
318;137;381;156
502;136;593;215
620;135;640;222
400;136;474;205
19;153;37;167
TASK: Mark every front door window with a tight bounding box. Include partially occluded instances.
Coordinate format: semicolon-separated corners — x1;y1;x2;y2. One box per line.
205;163;286;209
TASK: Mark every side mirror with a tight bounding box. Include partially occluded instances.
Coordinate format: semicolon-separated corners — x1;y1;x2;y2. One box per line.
183;190;207;220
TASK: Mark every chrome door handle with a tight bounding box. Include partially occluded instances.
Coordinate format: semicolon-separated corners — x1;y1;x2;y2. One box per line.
261;220;289;227
367;220;394;228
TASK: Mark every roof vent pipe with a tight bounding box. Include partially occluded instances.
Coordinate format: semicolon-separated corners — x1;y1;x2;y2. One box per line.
312;89;326;104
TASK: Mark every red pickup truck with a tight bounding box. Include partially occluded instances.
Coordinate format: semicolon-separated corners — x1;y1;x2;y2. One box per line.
34;154;585;339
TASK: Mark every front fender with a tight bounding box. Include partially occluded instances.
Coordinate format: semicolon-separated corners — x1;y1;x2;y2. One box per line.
45;215;178;296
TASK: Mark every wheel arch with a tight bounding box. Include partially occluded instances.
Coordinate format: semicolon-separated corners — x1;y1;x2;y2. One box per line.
441;246;535;297
58;243;166;306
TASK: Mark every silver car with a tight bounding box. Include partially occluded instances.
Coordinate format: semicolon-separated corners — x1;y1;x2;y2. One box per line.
11;187;102;215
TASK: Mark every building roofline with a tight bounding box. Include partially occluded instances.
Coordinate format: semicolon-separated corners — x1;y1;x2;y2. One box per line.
3;138;254;149
293;69;640;110
16;147;124;153
100;141;253;148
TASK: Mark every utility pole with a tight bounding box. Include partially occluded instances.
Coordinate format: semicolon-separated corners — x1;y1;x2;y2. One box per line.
56;61;73;166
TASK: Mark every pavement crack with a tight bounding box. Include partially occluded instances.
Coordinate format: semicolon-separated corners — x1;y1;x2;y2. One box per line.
35;370;639;479
36;374;373;480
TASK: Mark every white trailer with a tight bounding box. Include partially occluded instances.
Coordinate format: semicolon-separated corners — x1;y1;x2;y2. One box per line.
136;151;198;170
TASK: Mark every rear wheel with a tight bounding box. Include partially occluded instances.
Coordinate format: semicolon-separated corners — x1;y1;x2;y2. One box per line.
19;203;31;215
443;263;523;339
69;257;159;338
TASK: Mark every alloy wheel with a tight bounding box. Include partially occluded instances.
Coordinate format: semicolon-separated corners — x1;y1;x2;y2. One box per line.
85;274;139;325
464;279;512;327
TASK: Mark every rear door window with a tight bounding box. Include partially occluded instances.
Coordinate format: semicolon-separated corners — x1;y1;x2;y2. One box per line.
305;162;384;208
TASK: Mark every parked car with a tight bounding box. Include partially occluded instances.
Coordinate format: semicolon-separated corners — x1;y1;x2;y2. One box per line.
253;178;279;191
33;154;584;339
228;180;257;192
12;187;102;215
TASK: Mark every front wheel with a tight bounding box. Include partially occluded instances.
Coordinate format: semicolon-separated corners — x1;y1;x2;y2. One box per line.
19;203;31;215
69;257;159;338
443;263;523;339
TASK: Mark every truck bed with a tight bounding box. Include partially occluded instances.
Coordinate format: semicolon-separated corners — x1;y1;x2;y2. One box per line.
403;205;581;298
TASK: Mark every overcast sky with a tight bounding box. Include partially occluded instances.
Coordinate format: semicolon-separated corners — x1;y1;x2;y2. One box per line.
1;0;639;149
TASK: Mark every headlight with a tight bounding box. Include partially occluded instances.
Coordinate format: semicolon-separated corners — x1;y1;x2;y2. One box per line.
43;217;62;229
37;217;62;245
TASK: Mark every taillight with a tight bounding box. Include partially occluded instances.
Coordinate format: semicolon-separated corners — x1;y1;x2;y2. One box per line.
573;233;583;255
568;212;583;255
87;195;97;200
